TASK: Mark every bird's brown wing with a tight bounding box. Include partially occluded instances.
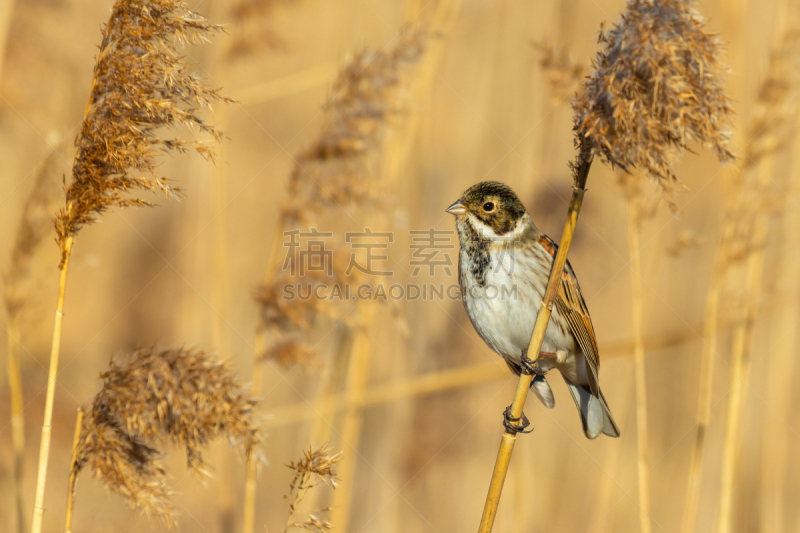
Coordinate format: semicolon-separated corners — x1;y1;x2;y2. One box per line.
554;261;601;396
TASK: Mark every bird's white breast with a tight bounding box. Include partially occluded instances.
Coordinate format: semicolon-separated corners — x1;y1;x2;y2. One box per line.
460;243;578;366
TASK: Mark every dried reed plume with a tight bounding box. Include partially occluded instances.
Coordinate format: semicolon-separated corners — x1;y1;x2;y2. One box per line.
254;27;428;369
31;3;230;532
573;0;734;203
284;444;343;532
479;1;734;531
4;153;63;533
66;347;261;529
54;0;230;260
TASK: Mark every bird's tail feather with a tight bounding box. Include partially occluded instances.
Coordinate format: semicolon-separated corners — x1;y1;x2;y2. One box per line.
563;377;620;439
530;374;555;409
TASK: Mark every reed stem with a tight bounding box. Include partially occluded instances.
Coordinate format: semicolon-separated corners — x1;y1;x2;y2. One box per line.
242;329;265;533
242;221;285;533
64;407;84;533
759;136;800;533
716;155;773;533
31;235;73;533
331;307;375;531
7;316;26;533
627;201;651;533
680;222;730;533
478;159;590;533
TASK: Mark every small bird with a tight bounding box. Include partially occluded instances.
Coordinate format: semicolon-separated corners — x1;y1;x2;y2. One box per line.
446;181;620;439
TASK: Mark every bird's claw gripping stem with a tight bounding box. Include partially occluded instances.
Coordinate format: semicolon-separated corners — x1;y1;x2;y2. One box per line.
520;349;546;376
503;405;532;435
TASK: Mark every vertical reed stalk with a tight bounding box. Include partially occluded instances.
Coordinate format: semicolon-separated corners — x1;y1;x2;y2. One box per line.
31;235;73;533
292;329;355;523
330;306;375;530
242;222;285;533
478;161;591;533
241;386;261;533
309;329;354;445
7;150;66;533
759;135;800;533
242;328;264;533
242;331;267;533
64;407;84;533
7;317;25;533
716;155;774;533
593;403;626;533
627;200;651;533
680;237;726;533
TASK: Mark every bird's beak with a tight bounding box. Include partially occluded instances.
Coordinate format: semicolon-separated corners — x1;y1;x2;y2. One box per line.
446;199;467;216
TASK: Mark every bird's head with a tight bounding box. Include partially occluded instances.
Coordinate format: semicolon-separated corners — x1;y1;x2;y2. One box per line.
446;181;528;239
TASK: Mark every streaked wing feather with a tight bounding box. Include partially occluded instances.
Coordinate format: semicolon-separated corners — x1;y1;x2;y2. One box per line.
536;234;601;395
555;263;600;394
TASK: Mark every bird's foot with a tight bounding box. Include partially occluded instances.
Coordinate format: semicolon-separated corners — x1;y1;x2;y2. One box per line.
503;405;532;435
519;349;546;376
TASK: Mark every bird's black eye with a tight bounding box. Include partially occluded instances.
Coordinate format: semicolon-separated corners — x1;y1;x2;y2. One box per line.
483;202;495;212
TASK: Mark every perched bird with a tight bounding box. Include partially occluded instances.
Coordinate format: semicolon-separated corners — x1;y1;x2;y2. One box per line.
446;181;620;439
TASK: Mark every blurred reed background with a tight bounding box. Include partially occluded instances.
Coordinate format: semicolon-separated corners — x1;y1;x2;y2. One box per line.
1;0;800;532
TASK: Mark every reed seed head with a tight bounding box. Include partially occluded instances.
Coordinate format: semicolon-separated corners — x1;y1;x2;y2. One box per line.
284;444;342;531
54;0;231;265
74;407;177;526
573;0;734;201
286;444;342;491
73;347;262;526
256;29;427;368
283;27;427;225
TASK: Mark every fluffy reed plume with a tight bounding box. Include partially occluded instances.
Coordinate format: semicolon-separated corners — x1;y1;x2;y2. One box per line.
72;407;175;524
31;4;230;532
284;444;342;532
54;0;230;259
66;347;261;529
479;2;734;532
254;28;428;368
4;153;63;533
573;0;734;205
532;40;586;106
681;16;800;533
